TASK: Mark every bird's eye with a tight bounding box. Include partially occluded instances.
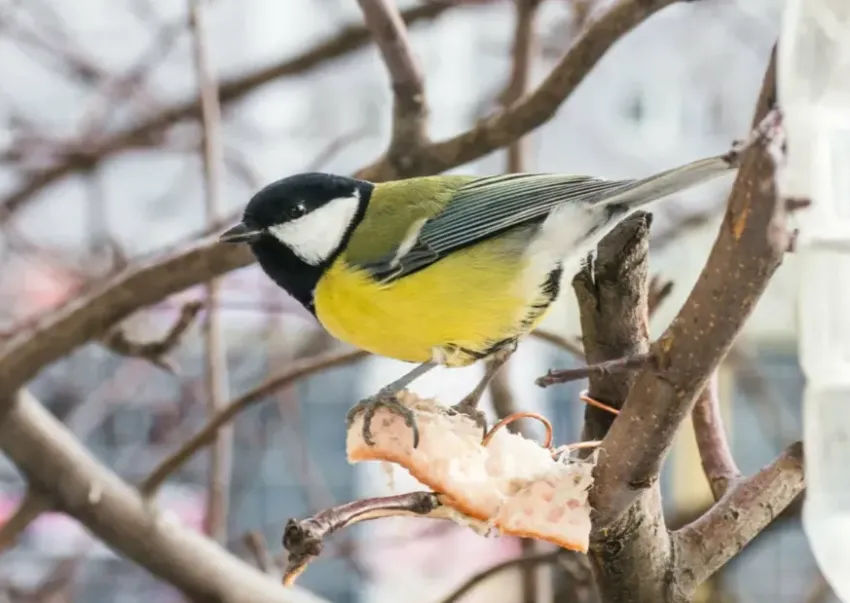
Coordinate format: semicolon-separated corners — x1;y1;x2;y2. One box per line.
288;203;307;220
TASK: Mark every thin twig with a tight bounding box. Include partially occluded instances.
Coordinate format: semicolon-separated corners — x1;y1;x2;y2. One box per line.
0;489;50;553
243;531;274;574
535;352;652;388
439;551;566;603
282;492;447;585
101;300;203;373
531;329;585;359
691;372;741;500
355;0;428;162
189;0;233;544
139;349;368;496
647;276;673;319
0;2;455;223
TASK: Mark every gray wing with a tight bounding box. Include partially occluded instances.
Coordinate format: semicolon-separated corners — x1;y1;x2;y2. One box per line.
359;154;734;283
359;173;634;283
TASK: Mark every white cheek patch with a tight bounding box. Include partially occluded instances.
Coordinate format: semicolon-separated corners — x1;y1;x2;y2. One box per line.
268;193;360;265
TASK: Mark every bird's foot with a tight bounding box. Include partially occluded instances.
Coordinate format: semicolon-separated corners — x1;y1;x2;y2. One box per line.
346;390;420;449
447;396;488;441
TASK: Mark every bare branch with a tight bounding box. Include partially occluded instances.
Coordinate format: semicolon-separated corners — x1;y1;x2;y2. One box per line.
244;531;275;574
647;275;674;318
440;551;567;603
531;329;585;359
590;48;784;528
0;390;328;603
188;0;233;545
0;2;455;223
358;0;680;180
0;237;252;423
675;442;804;592
102;300;203;373
503;0;541;173
536;352;653;388
283;492;446;585
691;372;741;500
0;489;50;553
356;0;428;161
140;348;368;496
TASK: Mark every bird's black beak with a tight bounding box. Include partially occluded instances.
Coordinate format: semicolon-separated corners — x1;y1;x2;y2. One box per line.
219;222;262;244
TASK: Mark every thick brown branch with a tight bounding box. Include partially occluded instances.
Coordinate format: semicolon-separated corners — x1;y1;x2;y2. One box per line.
283;492;446;585
691;372;741;500
140;348;368;495
590;48;783;528
356;0;428;161
102;300;203;373
573;214;675;603
675;442;804;592
536;352;652;388
358;0;680;180
0;390;328;603
0;2;453;223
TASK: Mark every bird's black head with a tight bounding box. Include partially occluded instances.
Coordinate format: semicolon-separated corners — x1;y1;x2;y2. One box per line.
220;172;373;312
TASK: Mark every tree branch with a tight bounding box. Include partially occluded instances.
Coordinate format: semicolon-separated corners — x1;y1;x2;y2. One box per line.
101;299;203;373
0;390;328;603
0;489;50;553
691;371;741;500
0;1;454;223
140;348;368;495
358;0;680;180
675;442;804;592
189;0;233;544
589;47;784;529
439;551;567;603
282;492;448;585
356;0;428;163
536;352;652;388
573;214;676;603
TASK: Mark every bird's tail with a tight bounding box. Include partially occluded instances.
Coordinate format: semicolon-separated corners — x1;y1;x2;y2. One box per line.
597;154;736;211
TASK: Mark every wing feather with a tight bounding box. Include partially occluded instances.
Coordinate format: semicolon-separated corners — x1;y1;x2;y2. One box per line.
359;173;633;282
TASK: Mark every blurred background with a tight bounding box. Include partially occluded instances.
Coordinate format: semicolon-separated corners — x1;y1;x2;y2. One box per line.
0;0;822;602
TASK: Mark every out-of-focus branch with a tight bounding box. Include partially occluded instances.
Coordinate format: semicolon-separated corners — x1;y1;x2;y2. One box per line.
691;372;741;500
503;0;541;173
139;348;368;495
647;275;673;318
439;551;567;603
0;237;252;424
358;0;680;180
189;0;232;545
244;531;275;574
589;48;785;529
282;492;447;585
0;1;455;223
0;489;50;553
0;390;328;603
356;0;428;163
675;442;804;591
101;300;203;373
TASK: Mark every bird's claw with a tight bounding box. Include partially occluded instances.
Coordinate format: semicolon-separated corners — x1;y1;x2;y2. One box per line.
447;397;488;440
346;391;420;448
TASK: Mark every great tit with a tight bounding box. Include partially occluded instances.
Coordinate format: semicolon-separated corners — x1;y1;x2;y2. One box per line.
220;154;736;447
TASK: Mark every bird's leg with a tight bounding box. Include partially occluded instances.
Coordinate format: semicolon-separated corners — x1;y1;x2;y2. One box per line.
448;344;516;438
346;361;437;449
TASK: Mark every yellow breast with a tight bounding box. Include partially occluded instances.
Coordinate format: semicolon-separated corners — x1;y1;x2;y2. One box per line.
313;238;554;367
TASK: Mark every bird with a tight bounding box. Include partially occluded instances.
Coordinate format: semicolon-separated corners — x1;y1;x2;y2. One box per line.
219;153;737;448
